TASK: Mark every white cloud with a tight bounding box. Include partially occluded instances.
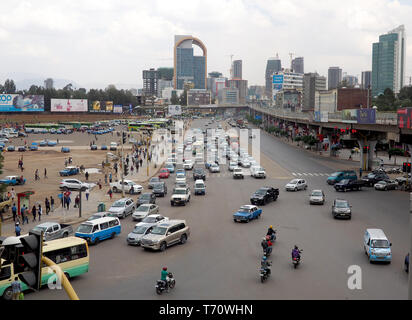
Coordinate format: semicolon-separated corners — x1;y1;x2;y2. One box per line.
0;0;410;88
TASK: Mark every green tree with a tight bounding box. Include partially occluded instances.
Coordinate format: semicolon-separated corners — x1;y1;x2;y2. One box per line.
4;79;16;93
170;91;179;105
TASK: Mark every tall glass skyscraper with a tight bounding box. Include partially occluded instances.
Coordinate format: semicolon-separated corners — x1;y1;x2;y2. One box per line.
372;25;405;97
174;35;207;90
265;55;282;98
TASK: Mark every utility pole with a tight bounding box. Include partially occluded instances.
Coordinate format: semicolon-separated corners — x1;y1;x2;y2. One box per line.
409;192;412;299
121;130;125;197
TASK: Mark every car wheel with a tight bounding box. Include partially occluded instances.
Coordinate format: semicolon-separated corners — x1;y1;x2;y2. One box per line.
2;287;13;301
159;242;167;252
385;187;388;191
180;234;187;244
93;238;99;245
64;272;71;280
113;187;118;193
63;187;68;191
294;187;297;192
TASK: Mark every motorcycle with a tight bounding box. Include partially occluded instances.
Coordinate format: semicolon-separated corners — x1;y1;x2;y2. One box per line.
260;263;272;283
263;245;272;257
155;272;176;295
292;250;302;269
268;230;277;242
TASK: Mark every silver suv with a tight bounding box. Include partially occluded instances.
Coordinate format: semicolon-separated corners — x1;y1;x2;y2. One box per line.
108;198;135;219
140;220;190;251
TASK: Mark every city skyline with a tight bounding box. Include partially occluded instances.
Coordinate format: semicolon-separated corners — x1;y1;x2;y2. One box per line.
0;0;411;90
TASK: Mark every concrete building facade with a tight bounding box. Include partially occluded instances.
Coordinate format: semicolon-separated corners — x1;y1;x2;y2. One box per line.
361;71;372;89
291;57;304;74
142;68;158;96
232;60;242;79
328;67;342;90
265;55;282;98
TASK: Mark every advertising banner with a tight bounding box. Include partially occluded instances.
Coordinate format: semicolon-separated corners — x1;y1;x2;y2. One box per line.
91;101;114;112
283;91;299;111
0;94;44;112
314;111;321;122
168;105;182;116
357;109;376;124
341;109;357;123
398;108;412;129
321;111;329;123
105;101;113;112
113;105;123;113
92;101;101;111
51;99;88;112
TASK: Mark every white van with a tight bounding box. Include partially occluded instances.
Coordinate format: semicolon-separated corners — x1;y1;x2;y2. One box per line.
363;229;392;263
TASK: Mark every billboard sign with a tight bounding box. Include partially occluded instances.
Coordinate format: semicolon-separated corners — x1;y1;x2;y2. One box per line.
398;108;412;129
91;101;114;112
320;111;328;123
105;101;113;112
51;99;88;112
314;111;321;122
0;94;44;112
272;75;284;84
92;101;101;111
357;109;376;124
341;109;357;123
272;75;284;101
113;105;123;114
168;105;182;116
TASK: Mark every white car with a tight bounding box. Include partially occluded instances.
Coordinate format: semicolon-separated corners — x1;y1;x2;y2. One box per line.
228;161;238;171
170;187;191;206
141;214;169;224
176;173;186;184
285;179;307;191
183;159;194;170
233;167;244;179
110;142;117;151
108;198;136;218
240;159;251;168
251;166;266;178
209;163;220;173
110;179;143;194
59;179;89;191
132;204;159;221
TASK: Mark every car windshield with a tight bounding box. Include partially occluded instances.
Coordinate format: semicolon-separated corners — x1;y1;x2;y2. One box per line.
311;191;323;196
195;183;204;188
174;189;186;194
367;174;376;178
255;189;267;195
132;226;149;234
112;201;125;207
153;183;163;189
335;201;349;208
377;181;386;184
135;206;149;212
150;178;159;182
331;172;341;177
289;179;299;184
140;194;151;200
371;239;390;248
238;207;251;213
32;226;48;232
77;224;93;234
340;180;350;184
150;226;167;235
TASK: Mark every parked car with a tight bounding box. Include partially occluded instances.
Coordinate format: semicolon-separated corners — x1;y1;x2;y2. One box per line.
137;192;157;207
332;199;352;219
309;190;325;205
31;222;73;241
334;179;365;192
110;180;143;194
132;204;159;221
165;163;175;173
233;167;244;179
110;142;117;151
61;147;70;153
327;170;357;185
90;144;98;150
153;182;168;197
374;180;398;191
193;167;206;181
233;205;262;223
59;179;88;191
0;176;26;186
17;146;27;152
362;172;389;187
140;219;190;251
127;222;155;246
285;179;307;191
170;187;191;206
30;144;38;151
363;229;392;263
250;187;279;205
59;166;80;177
194;179;206;195
158;168;170;179
101;145;108;150
141;214;169;224
108;198;136;219
148;177;160;189
6;146;15;152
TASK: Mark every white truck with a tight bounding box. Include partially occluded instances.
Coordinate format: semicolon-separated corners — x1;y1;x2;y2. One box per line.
170;187;191;206
30;222;74;241
251;166;266;179
110;180;143;194
233;167;244;179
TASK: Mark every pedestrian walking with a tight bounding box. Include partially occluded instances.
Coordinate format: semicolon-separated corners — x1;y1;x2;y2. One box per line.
15;222;21;236
35;169;39;181
66;195;71;210
108;188;113;200
109;172;112;183
38;204;42;221
85;188;90;201
140;159;143;167
105;174;108;184
21;205;28;225
32;205;37;222
98;179;102;190
12;203;17;222
50;196;55;212
44;168;47;178
65;159;68;167
74;195;80;208
45;198;50;215
11;277;22;300
359;168;363;178
85;171;89;181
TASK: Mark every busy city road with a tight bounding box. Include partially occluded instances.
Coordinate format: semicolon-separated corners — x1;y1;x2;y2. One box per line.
27;118;410;300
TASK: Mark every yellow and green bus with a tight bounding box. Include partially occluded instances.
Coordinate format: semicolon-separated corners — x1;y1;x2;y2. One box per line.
0;236;89;300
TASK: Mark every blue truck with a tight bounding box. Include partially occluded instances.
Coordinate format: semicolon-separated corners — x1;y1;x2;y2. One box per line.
233;205;262;223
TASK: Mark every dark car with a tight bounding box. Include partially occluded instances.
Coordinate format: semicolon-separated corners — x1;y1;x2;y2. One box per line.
193;167;206;181
362;172;389;187
153;182;168;197
17;146;27;152
250;187;279;205
332;199;352;219
334;179;365;192
137;192;156;206
90;144;98;150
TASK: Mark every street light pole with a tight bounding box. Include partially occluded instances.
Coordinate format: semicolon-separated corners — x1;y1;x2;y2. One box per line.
121;130;125;197
409;192;412;299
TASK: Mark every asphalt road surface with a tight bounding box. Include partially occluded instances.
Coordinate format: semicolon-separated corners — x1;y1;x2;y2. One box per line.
28;118;410;300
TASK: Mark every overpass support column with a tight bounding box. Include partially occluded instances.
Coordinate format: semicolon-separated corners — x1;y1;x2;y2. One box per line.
327;135;333;156
367;140;377;171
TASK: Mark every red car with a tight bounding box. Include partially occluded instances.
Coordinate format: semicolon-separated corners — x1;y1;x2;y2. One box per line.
158;168;170;179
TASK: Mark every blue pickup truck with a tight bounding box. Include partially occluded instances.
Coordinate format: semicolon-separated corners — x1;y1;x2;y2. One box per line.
233;205;262;223
59;166;80;176
0;175;26;186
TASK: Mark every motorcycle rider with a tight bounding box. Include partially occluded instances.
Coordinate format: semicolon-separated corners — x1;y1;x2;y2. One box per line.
266;225;276;241
161;267;169;292
261;236;273;256
292;245;301;261
261;255;272;275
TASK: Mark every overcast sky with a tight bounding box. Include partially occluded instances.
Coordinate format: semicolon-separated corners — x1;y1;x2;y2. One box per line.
0;0;411;90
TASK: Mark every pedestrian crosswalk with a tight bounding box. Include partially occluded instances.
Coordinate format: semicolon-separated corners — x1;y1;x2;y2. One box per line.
291;172;330;177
